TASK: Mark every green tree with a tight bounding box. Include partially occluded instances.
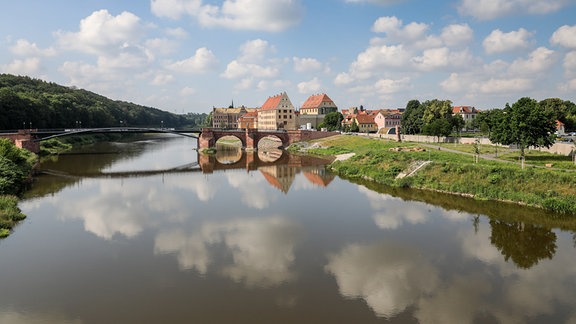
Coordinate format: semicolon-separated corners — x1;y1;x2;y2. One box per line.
423;118;452;141
318;112;343;131
400;99;424;134
492;97;556;159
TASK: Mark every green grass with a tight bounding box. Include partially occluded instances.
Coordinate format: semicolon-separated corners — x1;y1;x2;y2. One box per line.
0;195;26;238
305;135;576;215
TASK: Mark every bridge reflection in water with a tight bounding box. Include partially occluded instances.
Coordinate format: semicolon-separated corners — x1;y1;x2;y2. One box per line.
39;148;335;194
200;148;335;193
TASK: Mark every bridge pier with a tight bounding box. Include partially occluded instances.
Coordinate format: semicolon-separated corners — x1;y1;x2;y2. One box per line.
0;130;40;153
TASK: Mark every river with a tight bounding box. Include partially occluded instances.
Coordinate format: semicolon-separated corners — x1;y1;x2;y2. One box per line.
1;135;575;323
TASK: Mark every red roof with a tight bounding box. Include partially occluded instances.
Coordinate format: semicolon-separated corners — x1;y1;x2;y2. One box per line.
356;114;375;124
261;93;283;111
453;106;479;114
301;94;334;109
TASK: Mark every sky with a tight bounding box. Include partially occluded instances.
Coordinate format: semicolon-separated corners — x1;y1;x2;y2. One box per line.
1;0;576;115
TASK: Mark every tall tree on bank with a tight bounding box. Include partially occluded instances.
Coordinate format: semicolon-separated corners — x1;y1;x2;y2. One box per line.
491;97;556;159
420;99;464;140
318;111;343;131
400;99;424;134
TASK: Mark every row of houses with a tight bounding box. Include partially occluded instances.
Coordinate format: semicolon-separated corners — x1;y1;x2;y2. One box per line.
211;92;481;134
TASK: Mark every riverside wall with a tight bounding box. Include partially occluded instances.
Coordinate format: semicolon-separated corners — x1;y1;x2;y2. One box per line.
361;133;574;156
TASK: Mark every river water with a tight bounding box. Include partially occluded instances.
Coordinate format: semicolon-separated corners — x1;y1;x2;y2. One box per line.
1;135;575;324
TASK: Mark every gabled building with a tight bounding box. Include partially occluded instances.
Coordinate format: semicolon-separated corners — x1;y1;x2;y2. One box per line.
453;106;480;123
355;114;377;133
375;109;402;133
258;92;296;130
238;110;258;129
300;93;338;115
298;93;338;129
212;106;257;128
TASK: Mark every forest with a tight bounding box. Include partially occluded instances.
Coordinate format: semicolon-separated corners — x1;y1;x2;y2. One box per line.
0;74;208;130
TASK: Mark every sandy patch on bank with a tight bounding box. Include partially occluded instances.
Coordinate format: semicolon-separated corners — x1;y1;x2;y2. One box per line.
334;153;355;161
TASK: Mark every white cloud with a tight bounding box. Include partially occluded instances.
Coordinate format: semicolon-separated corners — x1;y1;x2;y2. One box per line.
458;0;567;20
483;28;533;54
440;73;466;93
440;24;473;47
479;78;533;94
374;77;411;94
10;39;56;57
508;47;556;75
550;25;576;49
152;73;175;85
151;0;202;19
1;58;41;75
152;0;303;32
564;51;576;73
413;47;474;71
167;47;218;74
222;60;279;79
293;57;323;73
238;39;275;63
372;16;429;43
345;0;402;4
350;44;412;76
297;77;321;94
334;72;354;86
56;10;145;55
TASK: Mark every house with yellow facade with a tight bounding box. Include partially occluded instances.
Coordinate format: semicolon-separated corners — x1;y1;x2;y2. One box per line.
258;92;296;130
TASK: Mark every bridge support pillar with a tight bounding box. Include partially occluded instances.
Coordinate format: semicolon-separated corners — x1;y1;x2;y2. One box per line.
198;128;215;150
245;128;256;151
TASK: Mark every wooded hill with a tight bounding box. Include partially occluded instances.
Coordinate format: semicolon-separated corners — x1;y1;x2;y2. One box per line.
0;74;208;130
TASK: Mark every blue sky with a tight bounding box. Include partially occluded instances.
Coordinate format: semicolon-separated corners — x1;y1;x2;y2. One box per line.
1;0;576;114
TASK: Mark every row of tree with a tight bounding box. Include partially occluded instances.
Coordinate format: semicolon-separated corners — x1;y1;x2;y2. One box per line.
0;74;209;130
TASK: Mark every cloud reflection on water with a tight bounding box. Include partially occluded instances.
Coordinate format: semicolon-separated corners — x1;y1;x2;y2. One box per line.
155;216;303;288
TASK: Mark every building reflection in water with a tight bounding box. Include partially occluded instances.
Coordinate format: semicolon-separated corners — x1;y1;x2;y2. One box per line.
199;147;335;193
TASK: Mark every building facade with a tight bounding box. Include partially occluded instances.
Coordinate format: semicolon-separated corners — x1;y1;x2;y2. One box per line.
258;92;296;130
299;93;338;115
212;106;257;128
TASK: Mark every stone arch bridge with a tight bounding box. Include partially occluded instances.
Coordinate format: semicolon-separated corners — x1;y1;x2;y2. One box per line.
197;128;340;150
1;127;340;153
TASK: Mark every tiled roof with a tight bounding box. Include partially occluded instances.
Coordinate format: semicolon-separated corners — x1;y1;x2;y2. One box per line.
301;93;335;109
453;106;479;114
356;114;375;124
261;93;284;111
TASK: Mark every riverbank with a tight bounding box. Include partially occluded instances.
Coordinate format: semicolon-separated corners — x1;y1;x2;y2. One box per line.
292;134;576;215
0;139;38;237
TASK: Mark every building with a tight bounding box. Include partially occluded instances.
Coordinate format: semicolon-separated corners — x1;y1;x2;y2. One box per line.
297;93;338;129
556;120;566;135
375;109;402;134
212;106;257;128
238;110;258;129
355;114;377;133
299;94;338;115
258;92;296;130
453;106;481;123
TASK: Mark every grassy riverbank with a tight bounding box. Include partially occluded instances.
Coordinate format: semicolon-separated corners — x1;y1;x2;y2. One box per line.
294;135;576;215
0;139;38;237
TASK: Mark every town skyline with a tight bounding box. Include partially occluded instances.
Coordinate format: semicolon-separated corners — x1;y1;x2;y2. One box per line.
1;0;575;114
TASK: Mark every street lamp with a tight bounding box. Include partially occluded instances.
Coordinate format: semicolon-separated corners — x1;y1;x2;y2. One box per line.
161;120;164;129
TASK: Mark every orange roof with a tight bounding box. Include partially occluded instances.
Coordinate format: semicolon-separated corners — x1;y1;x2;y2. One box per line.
301;93;334;109
453;106;479;114
356;114;375;124
261;93;283;111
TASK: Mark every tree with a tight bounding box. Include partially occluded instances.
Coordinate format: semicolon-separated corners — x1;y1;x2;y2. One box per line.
400;99;424;134
491;97;557;159
318;112;343;131
423;118;452;141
